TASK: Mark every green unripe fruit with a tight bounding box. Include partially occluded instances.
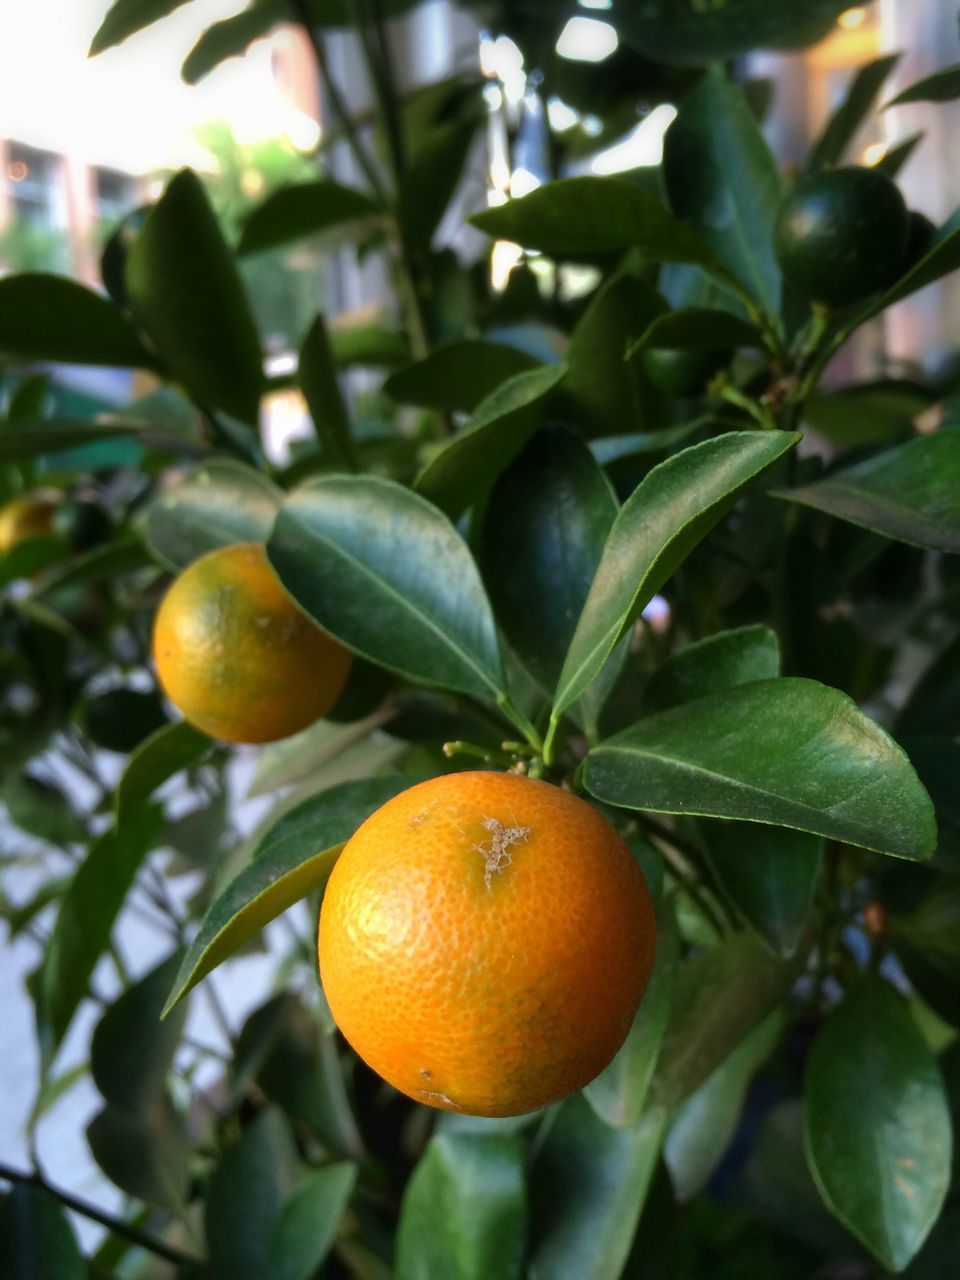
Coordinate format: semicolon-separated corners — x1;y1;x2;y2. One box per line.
774;166;909;308
902;210;936;272
641;347;728;397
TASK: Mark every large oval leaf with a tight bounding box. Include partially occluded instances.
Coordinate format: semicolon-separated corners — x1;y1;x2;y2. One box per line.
114;721;211;826
585;678;937;861
146;458;283;569
805;977;951;1272
0;1184;85;1280
269;1163;358;1280
528;1095;666;1280
643;624;780;714
0;273;158;369
663;67;782;317
298;315;357;472
481;427;618;699
385;341;540;414
126;168;264;425
267;475;506;700
776;430;960;553
163;776;415;1014
396;1130;527;1280
415;365;565;519
551;431;799;725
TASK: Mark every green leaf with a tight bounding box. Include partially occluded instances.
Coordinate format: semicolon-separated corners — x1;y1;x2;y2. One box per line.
37;807;163;1066
589;419;712;465
469;176;715;264
0;274;157;369
114;721;211;826
90;0;195;54
238;179;382;256
551;431;799;722
87;1096;190;1211
663;67;782;317
643;624;780;714
805;976;951;1272
886;63;960;107
32;536;153;600
415;365;565;519
891;880;960;1025
329;323;410;368
398;93;484;252
245;713;399;797
384;341;540;414
206;1108;301;1280
651;932;790;1108
664;1010;783;1200
7;373;50;421
183;0;286;85
809;53;900;170
866;206;960;314
146;457;282;570
625;306;762;360
0;418;165;464
82;688;168;755
875;132;923;178
702;822;822;957
3;772;84;846
617;0;857;66
901;738;960;874
528;1095;666;1280
584;906;678;1128
91;953;188;1115
0;1184;85;1280
561;273;664;437
481;427;618;705
803;379;934;448
270;1163;358;1280
298;315;358;471
267;475;506;700
586;677;936;861
396;1130;527;1280
163;776;413;1014
126;168;264;425
775;431;960;553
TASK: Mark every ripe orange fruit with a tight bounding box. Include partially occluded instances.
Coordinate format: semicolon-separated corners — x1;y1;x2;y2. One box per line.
153;542;351;744
0;492;61;553
319;771;656;1117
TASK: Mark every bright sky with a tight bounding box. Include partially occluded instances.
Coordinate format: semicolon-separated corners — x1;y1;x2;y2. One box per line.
0;0;307;173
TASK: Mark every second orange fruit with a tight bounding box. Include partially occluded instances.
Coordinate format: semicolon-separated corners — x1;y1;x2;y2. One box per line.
319;771;656;1117
153;542;351;744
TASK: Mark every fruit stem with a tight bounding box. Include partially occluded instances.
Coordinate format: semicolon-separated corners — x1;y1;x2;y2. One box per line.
496;692;544;756
443;740;519;768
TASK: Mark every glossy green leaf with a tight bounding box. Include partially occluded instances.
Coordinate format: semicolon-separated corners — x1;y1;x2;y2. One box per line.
126;168;264;425
270;1163;358;1280
625;307;761;360
384;341;540;413
0;274;157;369
268;475;506;699
238;179;381;256
329;323;410;368
551;431;798;722
809;54;900;170
665;1010;783;1200
584;906;678;1128
298;314;358;471
206;1108;301;1280
163;776;413;1014
469;176;715;263
90;0;194;54
702;822;822;957
618;0;857;64
0;418;163;464
886;63;960;107
589;419;712;465
875;132;923;178
776;431;960;553
33;536;153;600
805;977;951;1272
481;427;618;705
36;806;163;1066
586;677;936;860
3;772;84;846
644;624;780;714
245;712;398;797
6;373;50;421
0;1184;85;1280
398;95;484;253
561;274;664;437
397;1130;527;1280
82;688;168;755
91;953;188;1115
528;1094;666;1280
87;1096;190;1211
114;721;211;826
183;0;285;85
663;67;782;317
416;365;566;519
651;932;790;1107
146;457;282;570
